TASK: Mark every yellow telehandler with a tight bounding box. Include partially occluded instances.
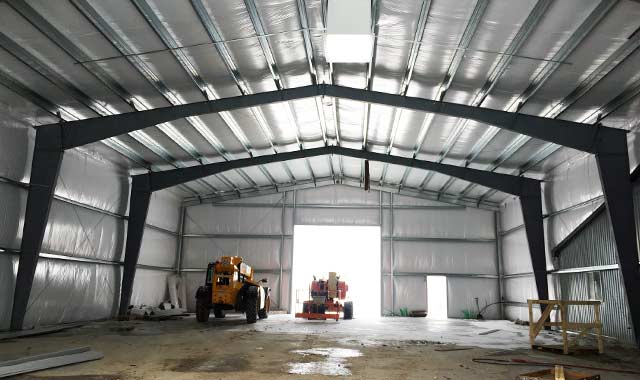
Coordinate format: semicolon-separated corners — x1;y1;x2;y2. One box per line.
195;256;270;324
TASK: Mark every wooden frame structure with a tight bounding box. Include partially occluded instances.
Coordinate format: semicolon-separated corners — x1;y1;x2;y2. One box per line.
528;299;604;355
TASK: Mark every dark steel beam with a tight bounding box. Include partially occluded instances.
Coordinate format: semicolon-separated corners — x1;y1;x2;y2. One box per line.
42;84;608;152
124;146;547;310
10;126;64;330
520;180;549;311
595;133;640;345
134;146;540;194
118;176;152;316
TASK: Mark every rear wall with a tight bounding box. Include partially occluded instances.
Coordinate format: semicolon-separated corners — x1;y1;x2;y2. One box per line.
180;185;500;318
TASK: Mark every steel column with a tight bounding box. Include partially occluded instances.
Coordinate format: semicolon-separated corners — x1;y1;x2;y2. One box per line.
495;211;504;319
118;177;152;316
10;126;64;330
595;131;640;345
519;181;549;308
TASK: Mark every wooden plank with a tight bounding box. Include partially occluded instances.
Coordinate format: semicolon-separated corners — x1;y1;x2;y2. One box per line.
528;300;535;346
561;304;569;354
532;304;554;338
594;303;604;354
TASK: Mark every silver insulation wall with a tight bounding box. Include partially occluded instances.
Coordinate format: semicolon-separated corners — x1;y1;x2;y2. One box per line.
181;185;500;318
499;151;639;345
0;120;182;330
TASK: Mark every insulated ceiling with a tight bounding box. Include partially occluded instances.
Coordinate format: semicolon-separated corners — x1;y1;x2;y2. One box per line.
1;0;639;207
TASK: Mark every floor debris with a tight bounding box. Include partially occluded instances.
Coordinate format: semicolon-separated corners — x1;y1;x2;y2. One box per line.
478;329;500;335
0;322;85;341
0;346;103;378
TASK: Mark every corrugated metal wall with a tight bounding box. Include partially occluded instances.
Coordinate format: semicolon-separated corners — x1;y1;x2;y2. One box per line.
181;185;500;318
553;186;640;345
499;152;638;345
0;122;182;329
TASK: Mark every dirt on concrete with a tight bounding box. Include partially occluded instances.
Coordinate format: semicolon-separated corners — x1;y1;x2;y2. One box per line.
1;315;638;380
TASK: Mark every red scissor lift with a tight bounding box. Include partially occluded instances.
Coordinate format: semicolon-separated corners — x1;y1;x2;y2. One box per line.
295;272;353;321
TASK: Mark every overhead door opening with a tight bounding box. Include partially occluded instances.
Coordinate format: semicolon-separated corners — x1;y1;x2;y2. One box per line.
291;225;381;318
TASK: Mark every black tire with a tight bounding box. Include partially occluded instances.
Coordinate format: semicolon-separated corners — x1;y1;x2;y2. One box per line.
213;306;225;318
259;293;269;319
195;287;210;323
245;287;258;324
343;301;353;320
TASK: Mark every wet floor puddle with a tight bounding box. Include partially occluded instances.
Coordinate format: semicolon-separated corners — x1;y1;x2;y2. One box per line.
288;348;362;376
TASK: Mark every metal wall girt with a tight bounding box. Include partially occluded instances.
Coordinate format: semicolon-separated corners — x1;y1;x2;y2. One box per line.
132;146;541;194
37;84;622;153
10;127;64;330
118;177;152;316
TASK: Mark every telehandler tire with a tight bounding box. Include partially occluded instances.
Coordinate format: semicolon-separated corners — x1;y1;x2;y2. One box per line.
195;287;210;322
343;301;353;320
213;306;226;318
259;292;270;319
245;287;259;324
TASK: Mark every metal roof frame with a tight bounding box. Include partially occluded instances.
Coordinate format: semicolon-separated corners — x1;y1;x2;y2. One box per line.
116;145;547;319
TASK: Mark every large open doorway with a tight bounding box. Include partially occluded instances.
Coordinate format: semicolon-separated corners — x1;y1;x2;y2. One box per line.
292;225;381;318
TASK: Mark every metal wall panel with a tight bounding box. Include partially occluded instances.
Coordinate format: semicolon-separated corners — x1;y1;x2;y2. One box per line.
181;187;499;317
390;240;497;275
0;255;18;330
447;278;500;319
393;275;427;312
294;207;380;225
43;200;125;262
181;237;287;270
553;197;638;345
138;227;177;268
500;151;640;344
555;271;635;344
292;185;382;206
0;143;181;327
131;268;170;307
146;190;182;233
501;228;532;275
57;149;130;215
0;183;26;250
184;204;284;235
0;120;33;183
393;208;495;239
23;259;120;328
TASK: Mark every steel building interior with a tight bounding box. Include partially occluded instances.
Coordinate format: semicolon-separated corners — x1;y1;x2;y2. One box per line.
1;0;640;378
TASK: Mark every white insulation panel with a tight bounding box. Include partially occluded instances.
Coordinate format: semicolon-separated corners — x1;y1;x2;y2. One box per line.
181;237;290;270
388;240;497;275
447;278;500;319
184;204;284;235
392;208;495;239
24;259;120;327
0;137;181;328
0;183;26;250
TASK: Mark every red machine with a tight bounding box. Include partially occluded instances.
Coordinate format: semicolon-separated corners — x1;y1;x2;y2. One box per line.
295;272;353;320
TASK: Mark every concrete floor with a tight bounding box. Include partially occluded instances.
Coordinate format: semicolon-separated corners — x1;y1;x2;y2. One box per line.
1;314;639;379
